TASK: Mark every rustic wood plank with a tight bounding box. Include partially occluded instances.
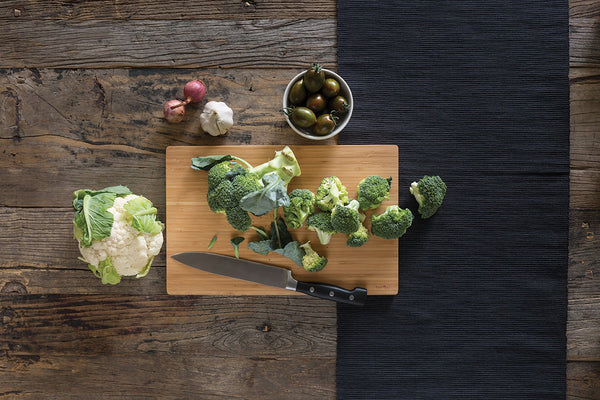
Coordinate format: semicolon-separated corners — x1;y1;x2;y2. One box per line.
0;19;335;68
570;18;600;67
0;0;336;20
0;68;336;208
569;210;600;361
568;361;600;399
0;206;168;294
570;68;600;208
571;0;600;18
0;294;336;399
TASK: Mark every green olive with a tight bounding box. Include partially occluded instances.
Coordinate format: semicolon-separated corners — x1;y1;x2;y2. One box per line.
322;78;341;98
329;95;350;114
290;106;317;128
313;114;336;136
303;63;325;93
288;79;307;106
306;93;327;113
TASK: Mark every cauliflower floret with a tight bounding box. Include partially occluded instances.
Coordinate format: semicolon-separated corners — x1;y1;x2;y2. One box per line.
78;195;164;277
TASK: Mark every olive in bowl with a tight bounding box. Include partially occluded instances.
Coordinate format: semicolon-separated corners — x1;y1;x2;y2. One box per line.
283;65;353;141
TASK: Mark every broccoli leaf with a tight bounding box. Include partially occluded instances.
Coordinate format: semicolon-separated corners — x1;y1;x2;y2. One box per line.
230;236;245;258
248;240;272;255
250;226;269;240
273;241;305;267
270;217;293;250
208;235;218;249
239;172;290;217
123;196;164;235
191;155;234;171
247;218;305;266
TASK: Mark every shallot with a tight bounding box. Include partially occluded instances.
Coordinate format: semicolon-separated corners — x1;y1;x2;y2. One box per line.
164;99;186;123
183;80;206;104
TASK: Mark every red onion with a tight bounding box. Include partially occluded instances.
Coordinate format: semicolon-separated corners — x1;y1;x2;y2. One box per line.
183;80;206;104
164;99;185;123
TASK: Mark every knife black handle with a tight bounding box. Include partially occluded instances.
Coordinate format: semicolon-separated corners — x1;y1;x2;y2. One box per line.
296;281;367;306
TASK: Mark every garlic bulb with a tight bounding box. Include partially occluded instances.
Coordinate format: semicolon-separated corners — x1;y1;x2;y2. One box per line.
199;101;234;136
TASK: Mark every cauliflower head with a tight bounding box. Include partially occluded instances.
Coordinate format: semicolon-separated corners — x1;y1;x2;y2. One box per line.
73;187;164;285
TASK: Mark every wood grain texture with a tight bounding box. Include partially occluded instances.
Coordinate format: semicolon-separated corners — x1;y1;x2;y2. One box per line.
571;18;600;67
0;0;336;20
166;145;399;296
568;361;600;399
569;210;600;362
572;0;600;18
0;294;336;399
0;68;335;208
570;68;600;208
0;19;335;68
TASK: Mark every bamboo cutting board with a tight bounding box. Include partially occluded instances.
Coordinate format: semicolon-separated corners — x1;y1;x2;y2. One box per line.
166;145;399;296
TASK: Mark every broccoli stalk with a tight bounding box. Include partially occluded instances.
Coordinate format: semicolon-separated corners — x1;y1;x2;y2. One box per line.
409;175;447;219
371;205;414;239
299;242;328;272
306;212;337;245
331;199;361;234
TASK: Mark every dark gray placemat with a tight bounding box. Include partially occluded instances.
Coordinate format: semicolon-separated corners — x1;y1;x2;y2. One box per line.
336;1;569;399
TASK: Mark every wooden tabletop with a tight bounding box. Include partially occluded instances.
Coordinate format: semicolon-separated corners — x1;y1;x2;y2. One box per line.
0;1;594;398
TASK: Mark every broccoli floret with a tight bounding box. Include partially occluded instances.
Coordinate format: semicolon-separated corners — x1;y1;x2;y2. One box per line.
283;189;316;229
231;173;263;203
225;206;252;232
331;199;361;234
207;160;247;190
299;242;328;272
371;205;414;239
247;146;301;185
306;212;337;245
315;176;349;212
346;224;369;247
206;174;260;231
207;180;236;213
357;175;392;210
409;175;447;219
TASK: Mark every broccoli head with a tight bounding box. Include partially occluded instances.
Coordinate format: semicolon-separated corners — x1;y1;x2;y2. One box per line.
231;173;263;204
225;206;252;232
306;212;336;245
357;175;392;210
283;189;316;229
371;205;414;239
331;199;361;234
207;160;247;190
207;180;236;213
346;224;369;247
206;171;261;232
409;175;447;219
315;176;349;212
299;242;328;273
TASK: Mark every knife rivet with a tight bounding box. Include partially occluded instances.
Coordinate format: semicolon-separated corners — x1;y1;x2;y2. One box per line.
309;287;315;293
349;295;355;301
329;291;335;297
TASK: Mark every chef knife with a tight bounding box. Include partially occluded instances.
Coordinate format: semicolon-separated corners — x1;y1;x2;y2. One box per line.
171;252;367;306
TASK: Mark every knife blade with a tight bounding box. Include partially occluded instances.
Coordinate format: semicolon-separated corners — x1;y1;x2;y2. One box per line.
171;252;367;306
